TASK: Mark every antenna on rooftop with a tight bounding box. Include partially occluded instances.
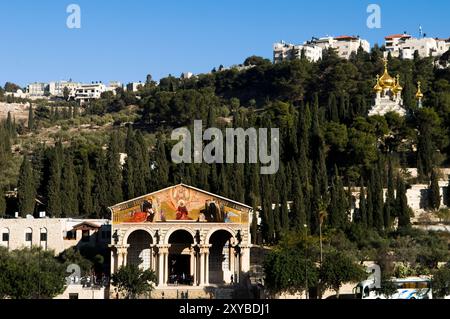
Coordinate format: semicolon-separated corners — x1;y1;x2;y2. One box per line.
419;25;423;38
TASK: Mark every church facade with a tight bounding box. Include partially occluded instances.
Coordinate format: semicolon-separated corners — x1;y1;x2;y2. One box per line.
108;184;252;292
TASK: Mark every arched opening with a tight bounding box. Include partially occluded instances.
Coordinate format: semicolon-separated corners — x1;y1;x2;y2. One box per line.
209;230;234;284
127;230;153;270
1;228;9;248
40;228;47;250
25;227;33;248
168;230;194;285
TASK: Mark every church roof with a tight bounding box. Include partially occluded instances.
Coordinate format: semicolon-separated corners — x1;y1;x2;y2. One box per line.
109;184;253;211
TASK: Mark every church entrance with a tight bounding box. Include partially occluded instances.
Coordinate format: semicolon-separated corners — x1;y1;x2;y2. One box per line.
168;230;194;285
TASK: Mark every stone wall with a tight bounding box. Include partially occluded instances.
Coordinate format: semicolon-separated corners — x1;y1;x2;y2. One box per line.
0;218;111;255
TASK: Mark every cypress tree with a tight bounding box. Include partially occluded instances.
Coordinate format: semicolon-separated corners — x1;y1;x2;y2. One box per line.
277;165;290;232
93;152;108;218
17;155;36;216
328;166;347;230
291;162;306;231
372;168;384;232
122;155;135;200
61;153;79;217
359;179;367;227
263;175;275;244
28;103;34;130
429;168;441;211
79;154;93;217
417;125;434;181
0;188;5;218
218;165;229;198
47;150;62;217
396;176;411;229
384;160;395;229
134;131;150;196
366;182;374;228
106;132;123;204
311;94;328;197
152;136;169;191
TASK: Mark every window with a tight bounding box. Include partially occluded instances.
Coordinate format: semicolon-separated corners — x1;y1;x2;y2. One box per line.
40;232;47;241
69;293;79;300
25;231;32;242
82;230;90;242
2;233;9;242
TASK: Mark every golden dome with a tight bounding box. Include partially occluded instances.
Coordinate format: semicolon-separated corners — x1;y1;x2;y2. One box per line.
416;81;424;100
392;74;403;94
373;74;383;92
379;58;395;89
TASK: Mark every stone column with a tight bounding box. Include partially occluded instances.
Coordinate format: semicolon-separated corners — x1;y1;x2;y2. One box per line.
156;245;170;287
199;245;211;286
199;247;205;286
240;245;250;273
149;244;156;271
205;246;210;286
163;246;170;285
190;247;195;285
157;246;164;287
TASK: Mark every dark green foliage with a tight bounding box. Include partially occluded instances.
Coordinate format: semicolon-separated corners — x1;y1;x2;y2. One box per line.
17;156;36;216
61;153;79;217
319;251;367;298
429;169;441;211
111;264;157;299
0;247;66;299
396;176;411;230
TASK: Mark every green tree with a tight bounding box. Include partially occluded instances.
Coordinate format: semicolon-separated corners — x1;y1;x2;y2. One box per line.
0;188;6;218
429;169;441;211
61;154;79;217
106;132;123;204
17;156;36;216
396;176;411;230
46;149;62;217
111;265;157;299
0;247;66;299
264;245;318;295
79;154;93;217
27;103;34;130
319;251;366;299
432;267;450;299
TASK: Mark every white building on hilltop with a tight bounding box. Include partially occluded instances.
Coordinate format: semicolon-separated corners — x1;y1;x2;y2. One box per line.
74;83;107;104
48;81;81;98
273;41;323;63
27;82;48;97
385;33;450;59
311;35;370;59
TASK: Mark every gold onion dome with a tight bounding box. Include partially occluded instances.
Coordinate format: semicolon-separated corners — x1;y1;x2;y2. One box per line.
379;59;395;89
373;74;383;92
392;74;403;94
416;81;424;100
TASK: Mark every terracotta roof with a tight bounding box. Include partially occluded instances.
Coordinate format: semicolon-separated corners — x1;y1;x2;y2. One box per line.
335;35;358;40
385;34;411;39
72;221;102;230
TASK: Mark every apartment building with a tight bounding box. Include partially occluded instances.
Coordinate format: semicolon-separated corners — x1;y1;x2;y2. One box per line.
27;82;48;97
74;83;107;104
126;82;145;92
273;41;323;63
385;33;450;59
48;81;81;98
311;35;370;59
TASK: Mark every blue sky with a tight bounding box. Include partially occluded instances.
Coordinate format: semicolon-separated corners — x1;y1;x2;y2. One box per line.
0;0;448;86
